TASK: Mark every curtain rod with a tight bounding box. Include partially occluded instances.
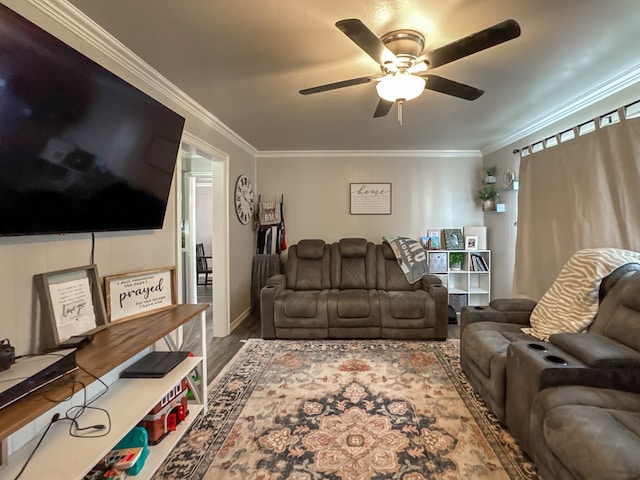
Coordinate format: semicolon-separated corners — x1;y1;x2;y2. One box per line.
514;98;640;156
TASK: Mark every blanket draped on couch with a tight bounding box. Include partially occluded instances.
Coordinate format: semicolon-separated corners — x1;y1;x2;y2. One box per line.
523;247;640;340
383;236;428;284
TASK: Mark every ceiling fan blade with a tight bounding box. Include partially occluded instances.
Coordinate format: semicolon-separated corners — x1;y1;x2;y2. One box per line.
422;74;484;100
373;99;394;118
425;19;521;69
335;19;398;67
299;75;377;95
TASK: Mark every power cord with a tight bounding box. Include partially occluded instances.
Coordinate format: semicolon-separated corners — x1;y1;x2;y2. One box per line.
13;413;59;480
13;355;112;477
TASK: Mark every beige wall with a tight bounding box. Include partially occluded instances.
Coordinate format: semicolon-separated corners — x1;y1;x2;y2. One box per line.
257;153;485;246
0;1;256;354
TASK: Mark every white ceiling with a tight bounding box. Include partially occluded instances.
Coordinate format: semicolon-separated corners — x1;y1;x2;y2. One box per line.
66;0;640;152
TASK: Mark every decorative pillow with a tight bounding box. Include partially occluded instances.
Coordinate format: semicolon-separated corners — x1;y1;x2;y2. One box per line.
523;248;640;340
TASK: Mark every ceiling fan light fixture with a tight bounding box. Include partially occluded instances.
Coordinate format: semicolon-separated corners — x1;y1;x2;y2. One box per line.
376;73;426;102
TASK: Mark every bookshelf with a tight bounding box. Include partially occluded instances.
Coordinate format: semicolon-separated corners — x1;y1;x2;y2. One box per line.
426;250;491;318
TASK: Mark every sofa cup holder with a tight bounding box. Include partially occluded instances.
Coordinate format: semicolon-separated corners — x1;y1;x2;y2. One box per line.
544;354;568;365
527;342;547;352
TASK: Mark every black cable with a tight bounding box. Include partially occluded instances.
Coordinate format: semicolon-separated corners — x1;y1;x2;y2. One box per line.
13;413;60;480
90;232;96;264
12;353;113;476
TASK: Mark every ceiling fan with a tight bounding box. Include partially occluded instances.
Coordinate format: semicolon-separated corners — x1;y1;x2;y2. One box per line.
300;18;521;123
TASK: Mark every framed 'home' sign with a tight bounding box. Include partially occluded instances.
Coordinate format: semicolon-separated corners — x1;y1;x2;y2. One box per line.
350;183;392;215
104;266;177;323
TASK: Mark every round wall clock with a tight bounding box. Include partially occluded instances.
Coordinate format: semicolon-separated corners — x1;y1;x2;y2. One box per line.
234;174;254;225
503;168;515;187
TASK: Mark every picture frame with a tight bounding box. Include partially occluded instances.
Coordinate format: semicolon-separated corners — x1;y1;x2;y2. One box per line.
426;229;441;250
350;183;392;215
33;265;108;351
442;228;464;250
465;235;479;250
104;266;177;323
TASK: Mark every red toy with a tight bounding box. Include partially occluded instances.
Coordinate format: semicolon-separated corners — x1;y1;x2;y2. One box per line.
139;378;189;444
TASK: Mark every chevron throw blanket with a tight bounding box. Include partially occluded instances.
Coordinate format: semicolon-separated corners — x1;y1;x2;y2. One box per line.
383;236;428;284
523;248;640;340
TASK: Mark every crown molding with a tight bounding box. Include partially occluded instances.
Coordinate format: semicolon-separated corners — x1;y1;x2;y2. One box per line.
257;150;482;159
482;62;640;155
28;0;258;157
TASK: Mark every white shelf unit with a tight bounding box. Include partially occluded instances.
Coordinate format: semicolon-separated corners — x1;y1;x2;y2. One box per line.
426;250;491;316
1;304;208;480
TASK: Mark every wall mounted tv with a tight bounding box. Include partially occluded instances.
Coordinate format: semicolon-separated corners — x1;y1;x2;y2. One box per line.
0;4;186;237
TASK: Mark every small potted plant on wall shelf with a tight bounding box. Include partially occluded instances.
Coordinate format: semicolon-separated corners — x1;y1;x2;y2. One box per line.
477;184;501;211
485;165;497;183
484;165;497;183
449;252;464;271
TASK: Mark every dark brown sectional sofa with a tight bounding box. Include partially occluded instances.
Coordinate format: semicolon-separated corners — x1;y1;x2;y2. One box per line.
260;238;448;340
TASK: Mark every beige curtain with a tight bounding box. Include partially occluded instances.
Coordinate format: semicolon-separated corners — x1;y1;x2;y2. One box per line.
514;110;640;300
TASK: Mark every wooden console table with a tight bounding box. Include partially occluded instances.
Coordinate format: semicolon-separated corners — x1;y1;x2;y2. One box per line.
0;303;209;479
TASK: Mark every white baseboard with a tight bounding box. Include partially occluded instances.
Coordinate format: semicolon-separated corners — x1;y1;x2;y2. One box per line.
230;307;252;333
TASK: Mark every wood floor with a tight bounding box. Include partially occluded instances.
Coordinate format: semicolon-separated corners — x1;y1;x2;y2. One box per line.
207;311;261;380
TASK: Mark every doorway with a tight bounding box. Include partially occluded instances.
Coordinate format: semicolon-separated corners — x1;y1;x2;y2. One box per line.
179;136;230;357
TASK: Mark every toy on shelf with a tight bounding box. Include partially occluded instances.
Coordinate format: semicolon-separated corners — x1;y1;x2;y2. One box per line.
139;378;190;445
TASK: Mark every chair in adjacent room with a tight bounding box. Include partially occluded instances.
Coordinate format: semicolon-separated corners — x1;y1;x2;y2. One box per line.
196;243;212;286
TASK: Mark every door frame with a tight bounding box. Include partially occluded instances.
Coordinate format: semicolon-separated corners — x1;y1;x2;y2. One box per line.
178;132;230;337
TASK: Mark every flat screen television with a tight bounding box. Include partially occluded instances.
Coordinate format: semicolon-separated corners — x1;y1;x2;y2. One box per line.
0;4;185;236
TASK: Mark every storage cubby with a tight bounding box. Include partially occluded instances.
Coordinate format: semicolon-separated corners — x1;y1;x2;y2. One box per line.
427;249;491;317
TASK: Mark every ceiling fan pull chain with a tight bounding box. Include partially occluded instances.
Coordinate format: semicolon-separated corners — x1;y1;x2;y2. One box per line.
398;100;404;125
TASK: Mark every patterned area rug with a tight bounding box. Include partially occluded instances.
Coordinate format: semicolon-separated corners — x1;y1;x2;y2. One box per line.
153;339;539;480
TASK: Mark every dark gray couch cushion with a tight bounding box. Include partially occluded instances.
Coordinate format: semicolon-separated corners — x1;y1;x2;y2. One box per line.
296;239;326;259
388;291;425;319
283;291;321;318
331;238;376;289
336;290;371;317
462;321;529;377
531;386;640;480
337;238;369;258
286;240;330;291
604;273;640;351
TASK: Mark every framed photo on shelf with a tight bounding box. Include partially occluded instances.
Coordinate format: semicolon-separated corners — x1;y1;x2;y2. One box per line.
443;228;464;250
104;266;177;323
465;235;479;250
34;265;108;350
426;229;441;250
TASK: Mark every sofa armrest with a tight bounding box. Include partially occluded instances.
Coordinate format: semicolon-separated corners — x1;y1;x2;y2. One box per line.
260;274;286;339
550;332;640;368
265;273;286;288
427;283;448;340
490;298;537;320
506;338;640;447
422;274;443;287
460;299;536;337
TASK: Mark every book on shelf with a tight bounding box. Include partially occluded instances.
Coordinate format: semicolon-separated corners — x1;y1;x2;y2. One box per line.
470;253;488;271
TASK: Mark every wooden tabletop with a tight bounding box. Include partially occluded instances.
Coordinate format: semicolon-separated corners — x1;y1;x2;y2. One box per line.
0;303;209;441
